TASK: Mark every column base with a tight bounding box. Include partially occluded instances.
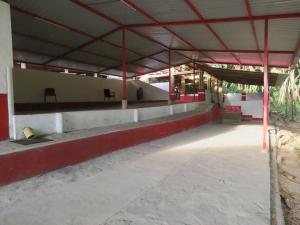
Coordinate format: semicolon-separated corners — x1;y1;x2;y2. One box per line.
122;99;128;109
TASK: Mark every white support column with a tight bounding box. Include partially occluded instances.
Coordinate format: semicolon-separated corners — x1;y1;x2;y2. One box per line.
0;1;14;140
133;109;139;122
55;113;64;134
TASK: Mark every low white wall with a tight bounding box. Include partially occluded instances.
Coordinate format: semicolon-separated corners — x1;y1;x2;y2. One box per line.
186;102;201;111
12;102;206;139
13;113;58;139
63;109;135;132
137;105;170;121
173;104;186;114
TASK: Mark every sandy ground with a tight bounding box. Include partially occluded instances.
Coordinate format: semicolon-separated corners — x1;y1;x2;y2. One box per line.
0;123;270;225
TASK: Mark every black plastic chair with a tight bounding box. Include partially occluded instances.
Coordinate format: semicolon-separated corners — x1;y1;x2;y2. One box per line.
44;88;57;103
104;89;115;101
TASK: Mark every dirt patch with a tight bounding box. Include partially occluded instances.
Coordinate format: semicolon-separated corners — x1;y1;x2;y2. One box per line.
273;115;300;225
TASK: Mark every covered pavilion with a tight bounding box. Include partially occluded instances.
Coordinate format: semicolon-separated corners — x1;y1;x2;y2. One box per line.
0;0;299;183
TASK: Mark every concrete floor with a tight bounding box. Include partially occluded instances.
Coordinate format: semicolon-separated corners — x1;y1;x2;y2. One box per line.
0;123;270;225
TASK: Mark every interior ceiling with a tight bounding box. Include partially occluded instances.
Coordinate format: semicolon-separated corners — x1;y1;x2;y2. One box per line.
6;0;300;78
197;64;287;86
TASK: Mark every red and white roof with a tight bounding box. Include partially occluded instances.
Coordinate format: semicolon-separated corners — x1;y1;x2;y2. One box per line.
7;0;300;77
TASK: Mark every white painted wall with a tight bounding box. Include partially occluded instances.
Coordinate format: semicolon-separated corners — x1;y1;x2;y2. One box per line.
0;1;13;94
130;80;168;100
12;102;207;139
63;109;135;132
137;106;170;121
224;93;263;118
150;82;169;92
13;69;171;103
173;104;186;114
13;68;137;103
0;2;14;139
13;113;58;139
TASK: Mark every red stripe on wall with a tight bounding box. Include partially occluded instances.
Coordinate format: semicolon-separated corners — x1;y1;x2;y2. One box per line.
0;94;9;141
0;105;222;186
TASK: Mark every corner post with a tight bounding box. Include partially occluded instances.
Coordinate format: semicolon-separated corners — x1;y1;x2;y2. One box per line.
263;19;269;149
122;27;127;109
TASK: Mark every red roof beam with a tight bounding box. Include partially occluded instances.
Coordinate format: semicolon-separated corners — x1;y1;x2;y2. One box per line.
69;0;170;65
11;5;94;38
15;31;114;60
44;27;121;64
195;61;289;68
171;48;293;54
127;13;300;28
184;0;241;64
12;4;167;67
98;49;167;73
121;0;217;63
14;49;108;68
131;60;192;78
244;0;263;63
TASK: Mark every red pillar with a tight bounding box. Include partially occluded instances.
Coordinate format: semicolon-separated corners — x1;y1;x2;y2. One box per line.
122;27;127;109
193;61;196;101
0;94;9;140
263;19;269;149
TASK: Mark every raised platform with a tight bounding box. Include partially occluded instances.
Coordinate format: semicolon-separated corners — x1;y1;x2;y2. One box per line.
12;101;206;140
14;100;169;115
0;104;222;186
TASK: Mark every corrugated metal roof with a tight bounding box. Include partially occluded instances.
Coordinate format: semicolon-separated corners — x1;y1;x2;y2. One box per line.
7;0;300;77
134;58;167;70
175;51;212;62
211;22;257;50
205;52;239;64
235;53;263;65
190;0;247;19
269;18;300;51
103;30;164;55
67;52;119;67
8;0;117;36
249;0;300;16
13;34;68;57
131;0;198;22
133;26;190;49
269;53;293;67
82;41;139;62
12;11;90;47
170;24;224;49
80;0;152;25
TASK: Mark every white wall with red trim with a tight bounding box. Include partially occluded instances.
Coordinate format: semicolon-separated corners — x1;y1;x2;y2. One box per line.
12;102;206;139
0;1;14;140
223;93;263;119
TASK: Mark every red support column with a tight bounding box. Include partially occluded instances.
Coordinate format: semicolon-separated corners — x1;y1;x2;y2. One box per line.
0;94;9;140
122;28;127;109
263;19;269;149
193;61;196;101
